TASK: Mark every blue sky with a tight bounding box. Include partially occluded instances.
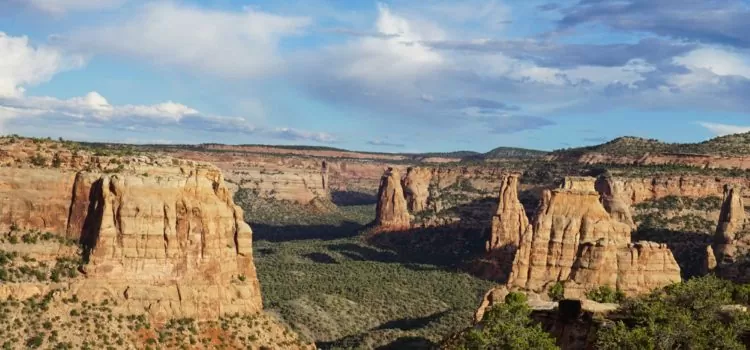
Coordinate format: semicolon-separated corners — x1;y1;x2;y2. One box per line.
2;0;750;152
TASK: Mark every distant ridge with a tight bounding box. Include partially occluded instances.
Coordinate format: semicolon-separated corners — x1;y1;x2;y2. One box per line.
553;132;750;157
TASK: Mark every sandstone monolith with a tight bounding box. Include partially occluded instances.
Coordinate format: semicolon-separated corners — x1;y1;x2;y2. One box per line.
375;167;410;231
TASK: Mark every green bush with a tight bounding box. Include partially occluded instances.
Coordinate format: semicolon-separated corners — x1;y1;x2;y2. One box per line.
596;276;750;350
548;282;565;302
446;292;558;350
586;285;625;304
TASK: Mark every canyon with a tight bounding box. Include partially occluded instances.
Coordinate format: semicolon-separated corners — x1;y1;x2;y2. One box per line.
5;133;750;349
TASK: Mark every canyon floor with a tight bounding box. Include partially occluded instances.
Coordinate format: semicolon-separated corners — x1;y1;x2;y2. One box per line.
238;190;494;349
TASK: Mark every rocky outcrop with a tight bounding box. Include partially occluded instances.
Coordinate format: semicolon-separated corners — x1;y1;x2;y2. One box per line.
0;153;262;320
374;168;410;231
565;241;680;297
596;174;636;229
712;185;750;281
402;167;432;213
486;174;528;253
509;177;680;296
68;165;260;320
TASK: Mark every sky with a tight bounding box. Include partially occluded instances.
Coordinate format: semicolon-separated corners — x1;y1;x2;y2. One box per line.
2;0;750;153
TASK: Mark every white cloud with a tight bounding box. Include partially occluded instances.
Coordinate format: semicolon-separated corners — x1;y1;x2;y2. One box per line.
675;48;750;78
62;2;310;78
697;122;750;136
330;3;445;84
0;32;84;97
672;47;750;88
18;0;126;15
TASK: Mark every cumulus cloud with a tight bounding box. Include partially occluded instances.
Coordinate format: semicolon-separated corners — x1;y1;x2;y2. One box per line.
59;2;310;79
697;122;750;136
0;32;85;97
0;32;335;144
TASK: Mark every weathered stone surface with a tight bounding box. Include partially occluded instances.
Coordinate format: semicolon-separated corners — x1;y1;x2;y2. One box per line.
509;177;680;296
66;165;261;319
374;168;410;231
596;174;636;229
487;174;528;254
0;168;78;234
712;185;750;281
402;167;432;213
565;241;681;297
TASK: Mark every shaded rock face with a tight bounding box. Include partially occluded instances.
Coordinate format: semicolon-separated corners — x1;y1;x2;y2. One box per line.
712;185;750;281
0;162;261;320
375;168;410;231
595;175;636;229
402;167;432;213
509;177;680;296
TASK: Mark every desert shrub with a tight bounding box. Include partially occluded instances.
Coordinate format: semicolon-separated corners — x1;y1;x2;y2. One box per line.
596;276;750;350
548;282;565;302
445;292;558;350
586;285;625;304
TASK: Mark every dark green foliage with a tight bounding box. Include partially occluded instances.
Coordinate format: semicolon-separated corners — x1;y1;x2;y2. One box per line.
548;282;565;302
30;153;47;166
596;276;750;350
586;286;625;304
240;191;494;348
445;292;558;350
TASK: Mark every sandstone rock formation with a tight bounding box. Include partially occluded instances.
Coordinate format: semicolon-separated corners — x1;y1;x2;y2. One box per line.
486;174;528;253
509;177;680;297
374;168;410;231
565;241;681;297
596;174;636;229
0;149;262;320
712;184;750;281
402;167;432;213
67;165;261;320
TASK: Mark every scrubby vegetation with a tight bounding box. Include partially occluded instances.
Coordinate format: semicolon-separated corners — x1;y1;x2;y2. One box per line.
0;292;306;350
444;292;558;350
239;190;494;348
596;276;750;349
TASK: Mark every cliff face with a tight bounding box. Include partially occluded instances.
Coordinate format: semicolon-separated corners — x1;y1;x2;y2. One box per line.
508;177;680;296
374;168;411;231
610;175;750;205
402;167;432;213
